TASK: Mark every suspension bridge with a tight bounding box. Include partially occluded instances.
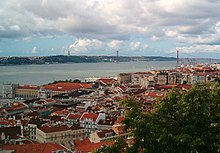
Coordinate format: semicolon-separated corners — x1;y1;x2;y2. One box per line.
67;49;220;66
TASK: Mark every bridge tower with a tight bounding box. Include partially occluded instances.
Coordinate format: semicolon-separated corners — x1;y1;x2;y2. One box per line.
176;50;179;67
116;50;119;64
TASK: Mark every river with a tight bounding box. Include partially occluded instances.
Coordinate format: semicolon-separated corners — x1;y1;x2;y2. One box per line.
0;61;177;96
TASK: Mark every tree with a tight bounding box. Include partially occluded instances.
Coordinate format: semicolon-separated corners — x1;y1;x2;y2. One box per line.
107;84;220;153
73;79;81;83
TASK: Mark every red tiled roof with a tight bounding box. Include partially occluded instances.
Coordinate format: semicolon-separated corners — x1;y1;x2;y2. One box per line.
44;82;91;91
0;119;15;126
38;125;70;133
119;86;126;91
43;143;66;153
115;117;125;124
145;92;165;98
197;72;206;76
0;121;8;125
160;85;177;89
52;109;70;116
113;96;121;101
133;72;153;75
17;85;41;90
67;113;81;120
6;103;28;111
97;129;115;138
74;138;91;147
44;99;56;103
70;125;84;130
177;84;192;90
80;112;99;122
113;125;125;134
75;141;115;153
3;143;67;153
97;78;117;84
0;126;21;139
81;84;92;88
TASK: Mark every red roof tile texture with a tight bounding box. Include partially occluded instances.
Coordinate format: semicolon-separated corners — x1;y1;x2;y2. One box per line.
145;92;165;98
38;125;70;133
17;85;41;90
115;117;125;124
98;78;117;84
80;112;99;122
44;82;91;91
5;103;28;112
75;141;115;153
67;113;81;120
74;138;91;147
3;143;67;153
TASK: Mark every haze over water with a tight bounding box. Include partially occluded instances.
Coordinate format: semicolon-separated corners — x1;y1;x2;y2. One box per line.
0;61;176;96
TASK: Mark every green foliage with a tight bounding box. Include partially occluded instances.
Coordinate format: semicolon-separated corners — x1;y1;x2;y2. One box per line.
111;84;220;153
46;79;82;85
73;79;81;83
215;78;220;84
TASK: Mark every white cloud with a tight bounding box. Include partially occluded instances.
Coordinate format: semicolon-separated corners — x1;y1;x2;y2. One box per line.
0;1;219;40
177;45;220;53
9;25;21;31
107;40;124;50
151;35;160;41
0;25;6;31
68;39;105;54
32;46;38;54
215;21;220;33
129;41;148;51
41;0;48;7
1;0;220;56
165;30;177;38
68;38;131;55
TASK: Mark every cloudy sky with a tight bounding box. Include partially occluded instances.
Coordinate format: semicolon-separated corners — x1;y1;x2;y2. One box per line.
1;0;220;58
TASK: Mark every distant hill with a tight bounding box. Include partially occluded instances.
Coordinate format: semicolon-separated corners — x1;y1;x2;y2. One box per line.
0;55;176;66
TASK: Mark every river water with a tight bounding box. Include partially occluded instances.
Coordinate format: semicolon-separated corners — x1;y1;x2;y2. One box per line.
0;61;177;96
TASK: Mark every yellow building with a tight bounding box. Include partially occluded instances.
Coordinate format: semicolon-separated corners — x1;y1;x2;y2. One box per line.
36;125;86;149
16;85;40;99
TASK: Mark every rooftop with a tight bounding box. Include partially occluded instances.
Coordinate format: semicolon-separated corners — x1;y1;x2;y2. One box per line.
38;125;70;133
17;84;41;90
80;112;99;122
75;140;114;153
44;82;92;91
3;143;67;153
